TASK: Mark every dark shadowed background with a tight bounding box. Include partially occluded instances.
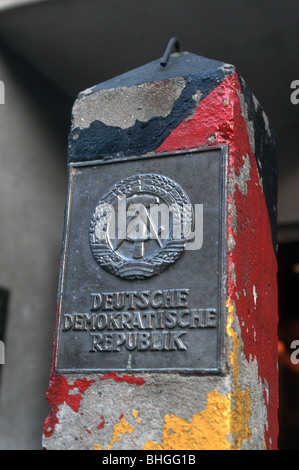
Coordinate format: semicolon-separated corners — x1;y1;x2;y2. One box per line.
0;0;298;449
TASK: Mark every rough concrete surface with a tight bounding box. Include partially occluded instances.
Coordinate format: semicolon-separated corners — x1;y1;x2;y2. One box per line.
43;53;278;450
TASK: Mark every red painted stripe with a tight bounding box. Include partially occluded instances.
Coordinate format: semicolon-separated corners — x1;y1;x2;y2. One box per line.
100;371;146;386
43;374;95;438
155;71;278;449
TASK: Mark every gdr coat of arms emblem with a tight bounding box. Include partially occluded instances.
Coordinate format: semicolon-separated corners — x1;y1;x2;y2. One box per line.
89;173;193;279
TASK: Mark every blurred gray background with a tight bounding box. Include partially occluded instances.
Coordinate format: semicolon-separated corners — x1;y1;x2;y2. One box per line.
0;0;298;450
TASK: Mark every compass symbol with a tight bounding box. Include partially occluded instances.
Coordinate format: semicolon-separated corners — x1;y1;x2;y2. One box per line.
89;174;192;279
113;194;164;260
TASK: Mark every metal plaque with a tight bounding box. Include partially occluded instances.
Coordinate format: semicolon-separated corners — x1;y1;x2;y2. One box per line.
55;147;227;373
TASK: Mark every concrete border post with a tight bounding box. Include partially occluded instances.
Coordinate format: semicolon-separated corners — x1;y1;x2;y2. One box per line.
42;50;278;450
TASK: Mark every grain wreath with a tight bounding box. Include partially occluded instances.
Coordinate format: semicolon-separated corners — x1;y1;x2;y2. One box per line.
89;173;193;279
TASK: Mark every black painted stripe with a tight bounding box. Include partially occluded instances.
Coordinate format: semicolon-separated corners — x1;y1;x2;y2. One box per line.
68;53;233;162
238;73;278;253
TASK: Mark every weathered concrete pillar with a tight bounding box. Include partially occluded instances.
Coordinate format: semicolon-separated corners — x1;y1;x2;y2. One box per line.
42;48;278;450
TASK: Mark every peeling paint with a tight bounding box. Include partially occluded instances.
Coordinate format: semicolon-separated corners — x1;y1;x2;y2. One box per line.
93;444;102;450
107;415;135;450
72;78;186;130
93;414;135;450
97;416;105;430
68;58;231;163
100;372;146;386
43;374;95;438
230;262;237;286
262;110;271;137
143;390;232;450
253;285;257;306
154;70;278;449
237;88;255;154
228;153;251;196
142;298;252;451
226;298;252;450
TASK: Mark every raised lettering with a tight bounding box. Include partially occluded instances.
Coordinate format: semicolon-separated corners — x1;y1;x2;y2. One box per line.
73;314;84;330
102;293;114;310
89;333;103;351
126;332;137;350
90;293;102;311
113;333;126;351
150;290;163;308
164;310;177;328
83;313;96;330
96;313;108;330
164;290;175;308
107;312;121;330
127;292;138;309
206;310;217;327
131;311;146;329
62;314;73;331
142;310;155;329
114;292;126;310
177;289;189;307
178;310;190;328
137;332;150;350
170;331;187;350
121;312;133;329
135;290;150;309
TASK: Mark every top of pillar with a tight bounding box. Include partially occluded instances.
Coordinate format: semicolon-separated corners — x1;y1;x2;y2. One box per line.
79;51;235;97
69;51;237;163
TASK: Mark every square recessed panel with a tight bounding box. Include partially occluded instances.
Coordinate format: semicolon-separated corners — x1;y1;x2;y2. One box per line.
55;147;227;373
